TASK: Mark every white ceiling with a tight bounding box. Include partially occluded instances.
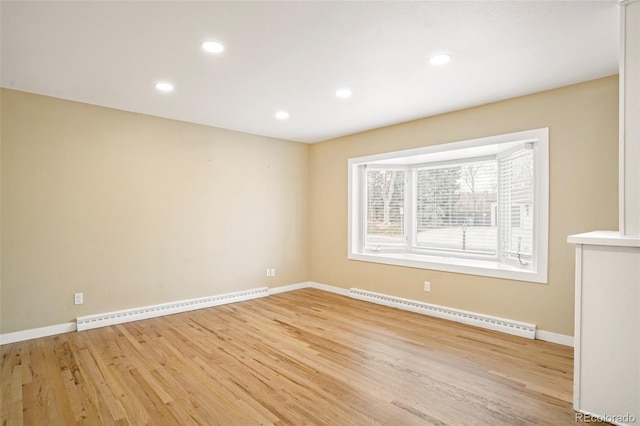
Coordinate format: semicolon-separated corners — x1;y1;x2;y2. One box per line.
1;1;619;144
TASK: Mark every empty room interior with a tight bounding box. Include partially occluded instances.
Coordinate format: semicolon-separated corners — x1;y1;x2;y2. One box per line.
1;1;639;425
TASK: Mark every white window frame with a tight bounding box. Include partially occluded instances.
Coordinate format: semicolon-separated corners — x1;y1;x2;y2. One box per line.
348;128;549;284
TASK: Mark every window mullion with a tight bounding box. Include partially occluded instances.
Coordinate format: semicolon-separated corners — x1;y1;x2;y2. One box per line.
496;159;504;263
405;167;415;251
360;165;368;253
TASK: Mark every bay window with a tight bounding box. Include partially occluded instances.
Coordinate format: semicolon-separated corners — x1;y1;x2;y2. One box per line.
348;128;548;283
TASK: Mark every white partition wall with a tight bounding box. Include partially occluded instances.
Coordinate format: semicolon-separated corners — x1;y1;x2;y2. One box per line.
620;0;640;237
568;2;640;425
568;233;640;425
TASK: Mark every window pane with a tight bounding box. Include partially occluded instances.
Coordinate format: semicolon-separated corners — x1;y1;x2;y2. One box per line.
498;149;534;266
416;161;497;254
366;169;405;246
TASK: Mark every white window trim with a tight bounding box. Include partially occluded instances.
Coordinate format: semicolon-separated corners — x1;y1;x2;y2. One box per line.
347;128;549;284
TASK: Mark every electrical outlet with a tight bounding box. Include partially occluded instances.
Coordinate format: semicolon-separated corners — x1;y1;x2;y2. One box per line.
74;292;84;305
271;268;276;277
424;281;431;292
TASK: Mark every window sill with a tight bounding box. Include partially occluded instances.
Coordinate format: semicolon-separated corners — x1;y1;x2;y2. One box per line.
348;252;547;283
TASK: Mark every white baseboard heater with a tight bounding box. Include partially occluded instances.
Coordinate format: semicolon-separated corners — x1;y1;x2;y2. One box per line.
77;287;269;331
349;288;536;339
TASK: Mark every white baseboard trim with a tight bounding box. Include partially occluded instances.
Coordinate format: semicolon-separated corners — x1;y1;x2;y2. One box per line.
0;322;77;345
2;281;571;347
268;282;310;295
308;281;350;296
349;287;537;339
535;329;574;347
5;284;317;344
269;281;350;296
77;287;269;331
275;283;544;343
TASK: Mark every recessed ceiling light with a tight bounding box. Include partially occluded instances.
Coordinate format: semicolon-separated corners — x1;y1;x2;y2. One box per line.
201;41;224;54
155;82;174;92
275;111;289;120
429;54;451;66
335;88;353;99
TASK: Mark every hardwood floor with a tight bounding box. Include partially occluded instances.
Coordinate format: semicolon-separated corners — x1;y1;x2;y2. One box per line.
1;288;599;425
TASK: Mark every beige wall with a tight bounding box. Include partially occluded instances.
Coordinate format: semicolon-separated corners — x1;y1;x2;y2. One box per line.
1;76;619;336
309;76;619;335
1;89;309;333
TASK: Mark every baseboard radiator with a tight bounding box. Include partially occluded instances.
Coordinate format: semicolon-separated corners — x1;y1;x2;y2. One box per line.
349;288;536;339
77;287;269;331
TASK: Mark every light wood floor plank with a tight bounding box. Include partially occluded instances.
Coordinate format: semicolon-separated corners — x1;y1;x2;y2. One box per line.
1;288;604;425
